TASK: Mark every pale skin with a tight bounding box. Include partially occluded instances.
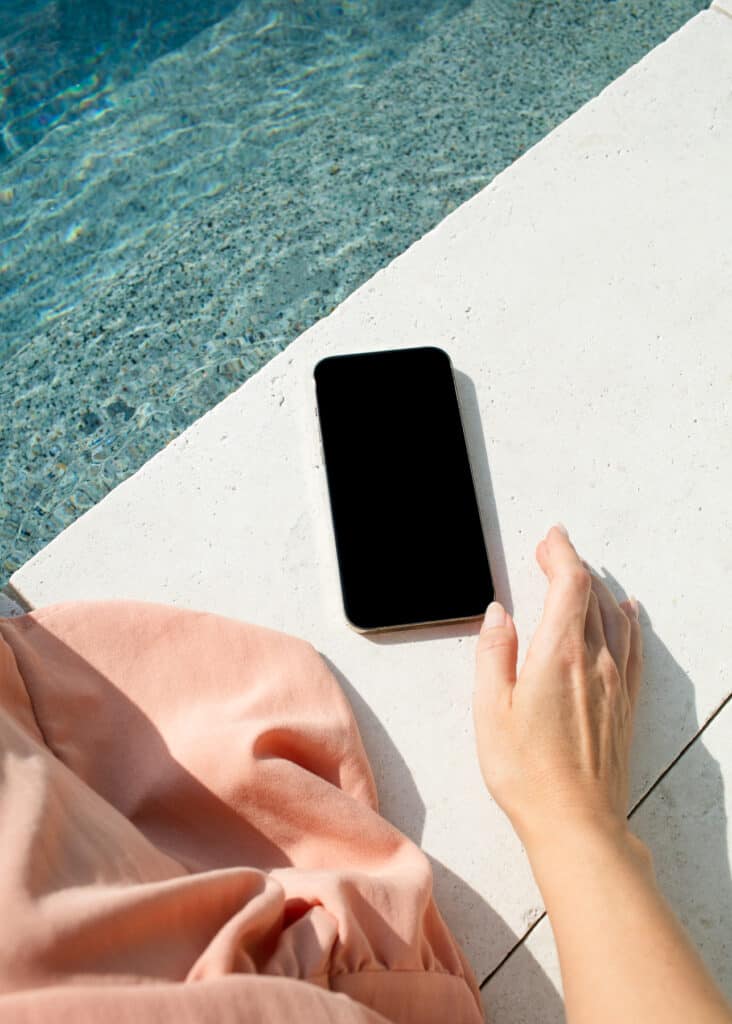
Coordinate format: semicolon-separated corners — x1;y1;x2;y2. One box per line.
473;524;732;1024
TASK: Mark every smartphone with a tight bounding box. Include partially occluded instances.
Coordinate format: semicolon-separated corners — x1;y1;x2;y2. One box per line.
313;346;493;633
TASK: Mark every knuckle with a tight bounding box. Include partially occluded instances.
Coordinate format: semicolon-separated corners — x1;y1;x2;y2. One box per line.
567;566;592;594
617;611;632;641
623;605;642;637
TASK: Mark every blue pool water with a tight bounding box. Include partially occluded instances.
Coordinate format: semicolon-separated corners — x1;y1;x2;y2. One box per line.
0;0;242;161
0;0;708;584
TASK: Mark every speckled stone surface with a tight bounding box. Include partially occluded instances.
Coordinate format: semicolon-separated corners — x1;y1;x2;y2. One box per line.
0;0;708;582
9;5;732;986
481;700;732;1021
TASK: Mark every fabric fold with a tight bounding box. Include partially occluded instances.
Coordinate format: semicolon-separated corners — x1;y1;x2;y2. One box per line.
0;601;483;1023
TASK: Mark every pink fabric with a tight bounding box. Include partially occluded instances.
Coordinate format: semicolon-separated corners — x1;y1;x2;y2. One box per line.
0;601;483;1023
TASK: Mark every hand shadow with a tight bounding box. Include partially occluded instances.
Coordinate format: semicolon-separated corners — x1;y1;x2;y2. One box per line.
321;652;566;1021
1;604;563;1019
589;566;731;1003
327;561;732;1020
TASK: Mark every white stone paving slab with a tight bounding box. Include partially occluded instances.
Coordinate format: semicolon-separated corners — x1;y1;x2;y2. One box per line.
481;700;732;1021
8;6;732;985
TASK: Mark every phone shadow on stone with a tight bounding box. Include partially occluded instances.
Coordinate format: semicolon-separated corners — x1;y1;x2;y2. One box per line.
321;653;566;1022
366;368;513;648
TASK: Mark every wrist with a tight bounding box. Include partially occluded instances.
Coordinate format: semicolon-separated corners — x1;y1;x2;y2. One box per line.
517;813;654;883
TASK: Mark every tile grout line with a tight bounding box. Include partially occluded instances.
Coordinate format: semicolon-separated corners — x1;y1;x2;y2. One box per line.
478;687;732;991
479;910;548;990
627;688;732;820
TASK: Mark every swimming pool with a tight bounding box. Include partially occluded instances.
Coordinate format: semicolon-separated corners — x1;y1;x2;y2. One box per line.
0;0;707;586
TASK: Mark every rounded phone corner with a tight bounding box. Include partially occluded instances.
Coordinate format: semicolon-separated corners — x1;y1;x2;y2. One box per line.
421;345;453;367
342;604;371;635
313;353;340;384
344;616;369;636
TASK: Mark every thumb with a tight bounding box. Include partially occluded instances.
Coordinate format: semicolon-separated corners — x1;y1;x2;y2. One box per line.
475;601;518;700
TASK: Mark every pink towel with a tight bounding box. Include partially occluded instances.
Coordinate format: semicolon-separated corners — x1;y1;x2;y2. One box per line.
0;601;483;1023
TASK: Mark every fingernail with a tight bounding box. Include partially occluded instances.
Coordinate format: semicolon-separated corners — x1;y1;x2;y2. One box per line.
484;601;507;628
554;522;570;538
628;595;640;619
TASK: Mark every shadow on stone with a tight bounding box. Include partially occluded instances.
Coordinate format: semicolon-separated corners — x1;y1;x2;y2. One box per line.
590;565;731;1002
322;651;565;1020
330;553;731;1016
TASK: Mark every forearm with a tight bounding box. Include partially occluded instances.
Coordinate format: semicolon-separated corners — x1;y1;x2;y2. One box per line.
524;819;732;1024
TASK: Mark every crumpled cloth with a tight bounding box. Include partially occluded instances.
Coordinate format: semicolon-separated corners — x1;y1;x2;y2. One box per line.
0;600;483;1023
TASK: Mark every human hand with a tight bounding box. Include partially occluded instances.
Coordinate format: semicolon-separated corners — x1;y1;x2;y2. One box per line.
473;525;643;852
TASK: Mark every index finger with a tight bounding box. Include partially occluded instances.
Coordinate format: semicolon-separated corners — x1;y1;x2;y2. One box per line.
535;525;593;639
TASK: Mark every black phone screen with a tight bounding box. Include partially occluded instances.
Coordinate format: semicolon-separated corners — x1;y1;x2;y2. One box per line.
314;346;493;631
